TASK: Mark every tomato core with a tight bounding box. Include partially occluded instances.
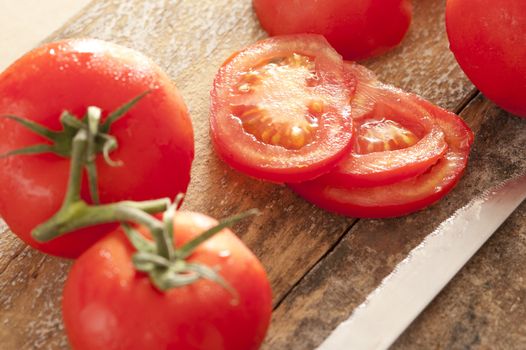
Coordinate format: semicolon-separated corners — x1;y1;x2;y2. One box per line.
231;53;323;150
354;118;419;154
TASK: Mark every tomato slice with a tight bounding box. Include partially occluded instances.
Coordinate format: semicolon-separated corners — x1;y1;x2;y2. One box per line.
316;63;448;187
288;90;474;218
210;35;353;183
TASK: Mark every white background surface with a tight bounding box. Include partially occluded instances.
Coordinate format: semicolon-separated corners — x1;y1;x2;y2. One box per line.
0;0;91;71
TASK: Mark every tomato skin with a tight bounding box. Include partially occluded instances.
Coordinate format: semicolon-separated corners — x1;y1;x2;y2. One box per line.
253;0;413;60
62;211;272;350
289;92;474;218
210;35;354;183
446;0;526;117
0;39;194;258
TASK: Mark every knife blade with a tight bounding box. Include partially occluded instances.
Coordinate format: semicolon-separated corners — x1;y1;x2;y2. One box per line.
316;172;526;350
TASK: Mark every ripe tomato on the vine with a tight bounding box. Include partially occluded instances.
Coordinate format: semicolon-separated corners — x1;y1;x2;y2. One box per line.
446;0;526;117
62;211;272;350
0;39;194;258
253;0;413;60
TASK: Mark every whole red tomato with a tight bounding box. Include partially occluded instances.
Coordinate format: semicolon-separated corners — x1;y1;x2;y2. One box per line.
0;39;194;258
253;0;413;60
447;0;526;117
62;211;272;350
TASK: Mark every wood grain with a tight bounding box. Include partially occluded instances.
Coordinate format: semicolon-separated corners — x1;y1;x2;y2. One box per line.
1;0;521;349
0;229;71;350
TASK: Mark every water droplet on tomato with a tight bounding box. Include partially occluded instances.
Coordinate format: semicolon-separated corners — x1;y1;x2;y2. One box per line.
218;250;231;258
99;249;112;260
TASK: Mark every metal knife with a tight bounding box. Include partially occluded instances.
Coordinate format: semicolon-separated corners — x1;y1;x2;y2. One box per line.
316;172;526;350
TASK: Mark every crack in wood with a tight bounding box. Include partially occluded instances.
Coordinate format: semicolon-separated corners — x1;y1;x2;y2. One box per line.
454;88;480;114
272;219;360;311
0;245;29;277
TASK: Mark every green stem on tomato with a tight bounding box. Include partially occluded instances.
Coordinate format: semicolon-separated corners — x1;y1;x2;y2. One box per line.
85;106;102;204
32;198;170;242
29;123;257;294
62;130;88;206
162;194;185;261
14;94;257;294
31;122;170;245
176;209;260;259
114;205;170;259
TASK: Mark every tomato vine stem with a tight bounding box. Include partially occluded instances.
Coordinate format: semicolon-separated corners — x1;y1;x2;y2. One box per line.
5;92;258;293
32;127;171;249
85;106;102;204
30;122;258;292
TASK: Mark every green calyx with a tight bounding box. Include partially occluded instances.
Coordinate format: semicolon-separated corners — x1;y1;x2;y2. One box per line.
125;206;259;293
2;91;260;294
0;91;148;204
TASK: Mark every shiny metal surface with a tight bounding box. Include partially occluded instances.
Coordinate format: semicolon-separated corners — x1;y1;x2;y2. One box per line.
317;173;526;350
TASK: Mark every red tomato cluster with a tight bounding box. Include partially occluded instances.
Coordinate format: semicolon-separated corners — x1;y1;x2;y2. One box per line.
0;39;272;350
210;35;474;218
3;0;513;345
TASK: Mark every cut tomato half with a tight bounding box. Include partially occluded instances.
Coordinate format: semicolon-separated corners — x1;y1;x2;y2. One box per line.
288;90;474;218
316;63;448;187
210;35;354;183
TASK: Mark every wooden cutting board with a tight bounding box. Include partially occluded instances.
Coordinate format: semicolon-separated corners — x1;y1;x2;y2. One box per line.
1;0;525;348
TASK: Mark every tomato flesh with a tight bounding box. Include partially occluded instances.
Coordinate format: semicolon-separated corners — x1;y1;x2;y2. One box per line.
210;35;353;183
317;63;448;187
289;78;474;218
232;53;321;150
354;118;419;153
0;39;194;258
62;212;272;350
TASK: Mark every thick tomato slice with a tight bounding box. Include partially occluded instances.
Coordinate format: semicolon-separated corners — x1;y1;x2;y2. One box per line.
210;35;353;183
289;92;474;218
317;63;448;187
